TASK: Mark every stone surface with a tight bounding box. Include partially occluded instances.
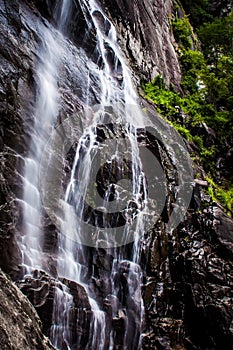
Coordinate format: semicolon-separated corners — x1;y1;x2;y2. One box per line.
141;195;233;350
0;1;232;350
0;0;37;276
18;269;92;347
103;0;182;89
0;268;55;350
211;206;233;256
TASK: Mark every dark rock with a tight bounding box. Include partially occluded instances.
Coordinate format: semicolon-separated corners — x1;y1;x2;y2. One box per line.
141;198;233;349
0;0;232;349
224;148;233;181
210;206;233;257
191;122;216;147
18;270;56;336
0;268;55;349
0;0;38;275
61;277;91;310
103;0;182;88
112;309;126;347
18;269;92;348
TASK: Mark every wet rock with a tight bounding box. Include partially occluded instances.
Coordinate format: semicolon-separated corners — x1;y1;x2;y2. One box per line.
0;0;36;276
142;201;233;350
104;294;121;316
95;248;114;273
18;270;56;336
103;0;182;88
0;0;232;349
211;206;233;256
112;309;127;348
61;277;91;310
0;268;55;350
18;269;92;348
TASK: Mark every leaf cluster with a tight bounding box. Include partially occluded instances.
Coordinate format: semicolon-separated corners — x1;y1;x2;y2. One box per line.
142;10;233;214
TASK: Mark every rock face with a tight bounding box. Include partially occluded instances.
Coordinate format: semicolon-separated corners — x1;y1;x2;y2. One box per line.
0;268;55;350
103;0;182;88
0;1;232;350
141;197;233;349
17;270;92;349
0;0;35;276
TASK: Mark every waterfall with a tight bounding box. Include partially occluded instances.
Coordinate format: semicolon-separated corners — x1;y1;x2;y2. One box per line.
20;21;61;273
19;0;149;348
50;283;74;349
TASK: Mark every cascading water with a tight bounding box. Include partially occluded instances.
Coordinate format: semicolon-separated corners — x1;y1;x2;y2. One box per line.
19;0;150;349
20;11;63;273
50;283;74;349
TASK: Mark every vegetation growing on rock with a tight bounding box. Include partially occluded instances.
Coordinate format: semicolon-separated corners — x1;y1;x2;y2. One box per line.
143;1;233;215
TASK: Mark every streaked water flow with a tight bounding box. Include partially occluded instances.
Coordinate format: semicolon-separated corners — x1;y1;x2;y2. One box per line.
21;26;61;272
20;0;147;349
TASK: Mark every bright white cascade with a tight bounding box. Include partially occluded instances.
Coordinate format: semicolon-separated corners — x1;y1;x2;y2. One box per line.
20;0;147;349
20;20;61;272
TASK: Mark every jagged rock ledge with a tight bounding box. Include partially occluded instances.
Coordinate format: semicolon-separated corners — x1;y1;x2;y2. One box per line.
0;268;55;350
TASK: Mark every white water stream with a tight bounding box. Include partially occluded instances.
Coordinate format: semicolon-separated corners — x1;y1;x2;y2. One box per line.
20;24;61;272
19;0;147;348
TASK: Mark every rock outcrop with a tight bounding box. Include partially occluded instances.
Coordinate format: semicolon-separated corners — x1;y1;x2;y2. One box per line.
0;0;232;350
103;0;181;88
0;268;55;350
17;269;93;349
141;186;233;350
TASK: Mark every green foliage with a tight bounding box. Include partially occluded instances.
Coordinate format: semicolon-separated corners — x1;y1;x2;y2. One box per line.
143;77;182;118
143;7;233;213
179;0;213;28
143;77;213;163
179;50;205;93
206;177;233;216
180;50;205;71
172;15;193;49
198;13;233;60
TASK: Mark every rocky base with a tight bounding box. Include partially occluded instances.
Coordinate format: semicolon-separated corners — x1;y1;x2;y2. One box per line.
0;1;232;350
17;269;92;349
141;188;233;350
0;268;55;350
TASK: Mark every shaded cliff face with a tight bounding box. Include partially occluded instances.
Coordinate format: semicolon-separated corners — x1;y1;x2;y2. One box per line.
103;0;181;88
0;0;36;276
0;1;232;350
0;0;181;274
0;268;55;350
31;0;182;87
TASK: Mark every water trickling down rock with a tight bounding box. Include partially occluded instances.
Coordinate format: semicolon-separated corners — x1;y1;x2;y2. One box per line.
0;1;232;350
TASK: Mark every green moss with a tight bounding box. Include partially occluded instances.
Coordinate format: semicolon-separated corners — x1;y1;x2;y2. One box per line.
143;8;233;214
172;15;193;49
206;177;233;216
170;122;192;141
192;135;203;148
